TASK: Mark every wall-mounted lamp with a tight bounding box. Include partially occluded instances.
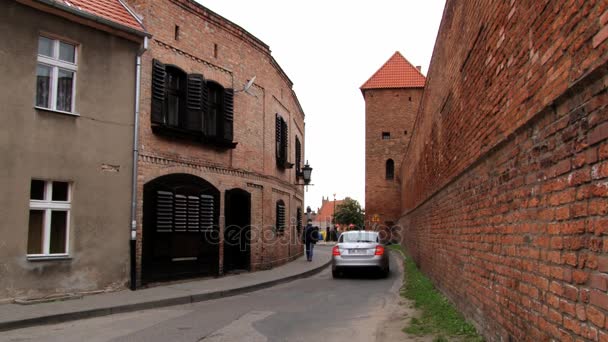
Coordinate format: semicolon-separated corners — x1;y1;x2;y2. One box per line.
296;160;313;185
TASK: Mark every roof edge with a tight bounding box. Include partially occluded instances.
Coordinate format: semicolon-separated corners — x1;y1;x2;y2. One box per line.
360;51;426;90
21;0;149;40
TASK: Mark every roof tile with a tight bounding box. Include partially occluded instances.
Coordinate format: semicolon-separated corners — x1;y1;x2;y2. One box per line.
360;51;426;90
61;0;143;32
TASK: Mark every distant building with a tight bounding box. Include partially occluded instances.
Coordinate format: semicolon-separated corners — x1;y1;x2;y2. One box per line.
312;196;345;231
360;52;424;230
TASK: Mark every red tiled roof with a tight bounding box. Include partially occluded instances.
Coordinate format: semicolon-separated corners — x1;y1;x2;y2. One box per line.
316;200;345;222
58;0;143;32
360;51;426;90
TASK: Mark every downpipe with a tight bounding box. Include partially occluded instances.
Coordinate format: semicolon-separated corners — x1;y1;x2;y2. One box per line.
130;36;148;290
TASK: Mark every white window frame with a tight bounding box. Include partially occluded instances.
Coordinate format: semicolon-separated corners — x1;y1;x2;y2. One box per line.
27;180;71;260
35;35;78;115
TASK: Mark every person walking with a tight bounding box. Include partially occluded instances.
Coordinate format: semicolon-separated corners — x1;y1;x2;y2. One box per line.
303;221;318;261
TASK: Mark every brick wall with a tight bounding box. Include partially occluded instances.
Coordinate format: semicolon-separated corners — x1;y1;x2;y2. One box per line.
398;0;608;340
364;88;422;227
126;0;306;280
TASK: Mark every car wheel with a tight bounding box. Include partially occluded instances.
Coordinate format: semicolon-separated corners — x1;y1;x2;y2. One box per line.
381;267;389;278
332;270;340;278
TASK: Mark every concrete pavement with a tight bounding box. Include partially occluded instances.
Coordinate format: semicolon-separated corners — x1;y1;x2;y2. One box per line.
0;246;331;332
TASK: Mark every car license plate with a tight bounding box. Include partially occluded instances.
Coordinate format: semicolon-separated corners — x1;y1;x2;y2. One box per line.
349;249;367;255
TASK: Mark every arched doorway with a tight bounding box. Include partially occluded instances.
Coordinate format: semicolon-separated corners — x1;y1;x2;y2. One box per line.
142;174;220;283
224;188;251;273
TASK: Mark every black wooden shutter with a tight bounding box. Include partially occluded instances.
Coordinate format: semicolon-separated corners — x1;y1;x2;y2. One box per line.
276;202;285;232
201;79;209;134
185;74;204;131
296;207;302;231
276;114;283;166
200;194;214;231
151;59;166;124
295;137;301;174
223;88;234;141
174;194;187;232
156;191;173;232
281;118;288;165
187;195;200;231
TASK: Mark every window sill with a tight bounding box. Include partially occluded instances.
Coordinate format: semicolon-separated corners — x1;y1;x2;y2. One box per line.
152;124;237;149
27;255;72;262
35;106;79;117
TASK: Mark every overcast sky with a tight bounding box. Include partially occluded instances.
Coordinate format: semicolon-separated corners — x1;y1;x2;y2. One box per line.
198;0;446;212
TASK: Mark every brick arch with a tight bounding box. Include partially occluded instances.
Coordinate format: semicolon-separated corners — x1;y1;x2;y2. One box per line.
141;172;221;283
140;165;223;192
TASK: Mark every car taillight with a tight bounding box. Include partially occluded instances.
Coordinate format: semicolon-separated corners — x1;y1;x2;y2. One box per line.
375;245;385;256
332;246;341;256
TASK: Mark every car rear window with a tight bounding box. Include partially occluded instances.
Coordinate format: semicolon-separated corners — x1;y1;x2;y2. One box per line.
339;232;378;243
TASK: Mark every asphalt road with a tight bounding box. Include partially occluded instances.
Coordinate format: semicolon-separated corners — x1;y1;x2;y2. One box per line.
0;252;410;342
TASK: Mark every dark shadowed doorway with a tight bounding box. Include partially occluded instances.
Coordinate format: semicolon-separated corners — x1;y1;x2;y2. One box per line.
142;174;220;284
224;188;251;273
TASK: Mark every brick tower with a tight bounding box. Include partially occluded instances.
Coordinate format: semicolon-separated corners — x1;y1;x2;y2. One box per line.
361;52;425;230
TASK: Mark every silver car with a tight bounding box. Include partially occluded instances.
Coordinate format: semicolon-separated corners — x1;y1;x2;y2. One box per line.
332;231;389;278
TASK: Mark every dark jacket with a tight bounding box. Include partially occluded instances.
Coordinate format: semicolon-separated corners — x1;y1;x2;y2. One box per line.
304;225;318;244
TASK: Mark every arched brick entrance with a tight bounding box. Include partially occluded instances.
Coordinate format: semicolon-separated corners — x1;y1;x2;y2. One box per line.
142;173;220;283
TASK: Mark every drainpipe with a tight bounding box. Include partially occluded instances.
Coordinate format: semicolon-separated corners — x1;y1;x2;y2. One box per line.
130;36;148;291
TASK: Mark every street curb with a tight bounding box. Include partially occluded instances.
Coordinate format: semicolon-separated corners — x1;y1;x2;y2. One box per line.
0;258;331;332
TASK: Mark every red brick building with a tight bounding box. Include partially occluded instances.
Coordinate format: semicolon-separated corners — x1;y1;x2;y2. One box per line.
312;196;344;230
397;0;608;340
125;0;306;285
361;52;425;230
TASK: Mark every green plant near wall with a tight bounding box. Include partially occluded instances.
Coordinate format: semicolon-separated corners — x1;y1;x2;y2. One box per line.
388;245;483;341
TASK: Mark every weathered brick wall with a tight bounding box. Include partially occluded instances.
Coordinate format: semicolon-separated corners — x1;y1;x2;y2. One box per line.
401;0;608;210
364;88;422;227
398;0;608;340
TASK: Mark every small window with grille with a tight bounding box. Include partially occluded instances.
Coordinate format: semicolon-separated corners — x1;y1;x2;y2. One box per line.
276;200;286;233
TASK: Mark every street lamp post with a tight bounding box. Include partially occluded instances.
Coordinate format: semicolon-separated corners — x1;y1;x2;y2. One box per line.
332;193;336;239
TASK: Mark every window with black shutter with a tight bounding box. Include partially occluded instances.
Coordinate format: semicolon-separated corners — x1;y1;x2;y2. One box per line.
223;88;234;141
275;115;293;169
296;207;302;232
151;60;166;125
276;200;286;233
295;136;302;176
150;59;235;148
156;191;173;233
155;191;215;232
165;67;186;127
185;74;204;131
205;81;221;138
200;194;214;231
187;195;200;231
276;114;283;166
